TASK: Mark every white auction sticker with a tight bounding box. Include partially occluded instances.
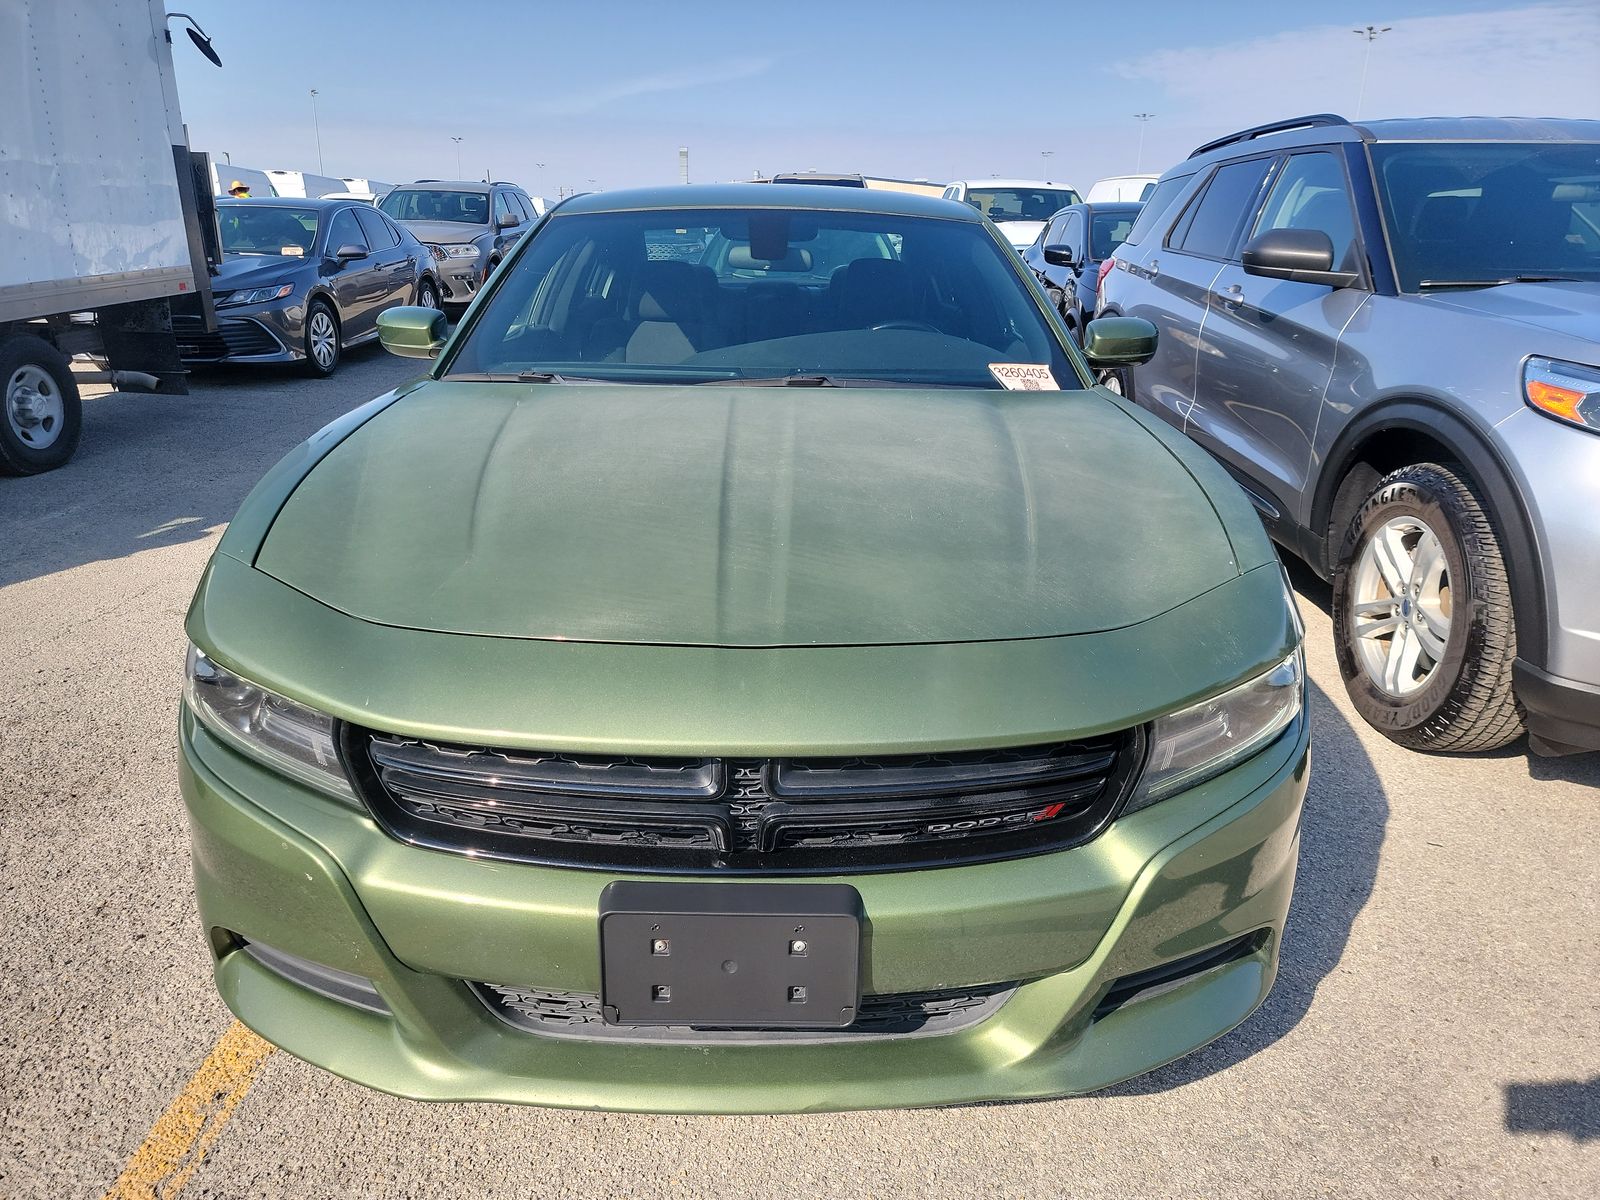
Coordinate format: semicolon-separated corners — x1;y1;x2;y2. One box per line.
988;363;1059;391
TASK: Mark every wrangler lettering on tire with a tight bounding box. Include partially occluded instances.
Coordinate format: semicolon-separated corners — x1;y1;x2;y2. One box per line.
1331;462;1524;752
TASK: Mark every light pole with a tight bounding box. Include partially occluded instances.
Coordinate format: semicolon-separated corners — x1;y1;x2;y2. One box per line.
1134;113;1154;172
451;136;463;178
534;161;546;193
309;88;324;174
1352;25;1392;120
1040;149;1054;177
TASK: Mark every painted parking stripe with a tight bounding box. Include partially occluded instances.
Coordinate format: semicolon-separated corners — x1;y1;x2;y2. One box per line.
102;1021;275;1199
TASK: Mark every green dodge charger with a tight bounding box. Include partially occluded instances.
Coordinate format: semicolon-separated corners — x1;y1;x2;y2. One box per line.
179;185;1310;1112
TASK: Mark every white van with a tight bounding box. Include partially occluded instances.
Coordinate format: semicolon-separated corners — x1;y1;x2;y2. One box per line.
1085;174;1159;203
208;163;276;197
264;169;348;198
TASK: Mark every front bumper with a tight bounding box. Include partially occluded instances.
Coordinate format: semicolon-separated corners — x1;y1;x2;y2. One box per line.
424;249;486;303
173;308;300;364
179;705;1308;1112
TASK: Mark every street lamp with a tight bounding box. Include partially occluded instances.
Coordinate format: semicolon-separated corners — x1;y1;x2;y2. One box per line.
309;88;324;174
1134;113;1154;172
1352;25;1392;120
451;136;464;178
1040;149;1054;177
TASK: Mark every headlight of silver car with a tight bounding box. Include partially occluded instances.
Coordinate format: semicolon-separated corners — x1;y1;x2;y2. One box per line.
1524;356;1600;433
440;243;480;259
1128;648;1305;811
184;645;356;804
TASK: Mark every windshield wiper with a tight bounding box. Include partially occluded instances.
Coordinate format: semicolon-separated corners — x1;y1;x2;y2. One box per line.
441;371;601;383
698;374;910;388
1418;275;1581;290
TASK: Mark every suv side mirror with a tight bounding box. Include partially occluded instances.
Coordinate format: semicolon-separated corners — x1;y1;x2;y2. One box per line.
1042;244;1078;268
333;243;368;262
1081;316;1158;367
378;306;448;359
1241;228;1359;288
497;212;521;229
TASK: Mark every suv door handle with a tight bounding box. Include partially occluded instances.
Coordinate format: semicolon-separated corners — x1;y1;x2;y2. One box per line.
1215;283;1243;306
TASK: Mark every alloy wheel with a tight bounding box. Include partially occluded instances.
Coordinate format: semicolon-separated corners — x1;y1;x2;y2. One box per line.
6;364;64;449
309;310;338;369
1349;515;1452;696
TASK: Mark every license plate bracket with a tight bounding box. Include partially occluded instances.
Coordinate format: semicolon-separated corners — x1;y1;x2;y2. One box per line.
599;882;862;1028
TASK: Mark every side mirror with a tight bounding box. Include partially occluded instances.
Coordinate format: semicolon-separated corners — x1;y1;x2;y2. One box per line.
497;213;521;229
378;306;448;359
1241;228;1359;288
1081;316;1158;367
1042;244;1078;267
333;243;368;262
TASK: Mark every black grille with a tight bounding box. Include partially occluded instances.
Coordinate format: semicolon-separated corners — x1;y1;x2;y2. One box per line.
172;314;282;360
344;727;1143;874
476;980;1015;1042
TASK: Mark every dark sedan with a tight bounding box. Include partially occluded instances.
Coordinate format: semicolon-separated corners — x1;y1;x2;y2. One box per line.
1023;202;1141;341
176;199;442;377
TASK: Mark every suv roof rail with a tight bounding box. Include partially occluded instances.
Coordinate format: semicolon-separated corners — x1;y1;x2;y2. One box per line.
491;181;518;187
413;178;438;183
1189;114;1352;159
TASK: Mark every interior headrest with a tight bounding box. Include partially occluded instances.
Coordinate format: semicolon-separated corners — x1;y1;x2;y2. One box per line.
632;261;715;322
727;245;813;272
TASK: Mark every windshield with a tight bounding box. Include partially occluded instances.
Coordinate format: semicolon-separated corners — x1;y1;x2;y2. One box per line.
379;189;490;225
1371;141;1600;289
443;207;1075;388
964;188;1081;223
218;205;318;257
1090;210;1139;259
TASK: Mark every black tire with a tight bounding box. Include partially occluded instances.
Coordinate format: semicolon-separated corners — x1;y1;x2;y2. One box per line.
302;299;341;377
416;277;441;310
1096;364;1131;398
1331;462;1524;752
0;334;83;475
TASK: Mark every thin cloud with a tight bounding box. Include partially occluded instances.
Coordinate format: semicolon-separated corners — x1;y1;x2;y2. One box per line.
1114;3;1600;141
530;59;775;117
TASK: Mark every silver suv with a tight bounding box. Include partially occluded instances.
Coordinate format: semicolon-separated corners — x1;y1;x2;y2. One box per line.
1099;115;1600;756
378;180;539;307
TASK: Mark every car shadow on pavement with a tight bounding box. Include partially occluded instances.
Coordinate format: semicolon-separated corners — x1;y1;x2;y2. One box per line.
1504;1077;1600;1141
0;346;410;591
1099;675;1388;1097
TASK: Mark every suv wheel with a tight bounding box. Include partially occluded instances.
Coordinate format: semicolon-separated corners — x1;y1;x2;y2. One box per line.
1331;462;1524;752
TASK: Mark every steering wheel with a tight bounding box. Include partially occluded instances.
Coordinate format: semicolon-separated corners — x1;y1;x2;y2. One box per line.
870;319;940;333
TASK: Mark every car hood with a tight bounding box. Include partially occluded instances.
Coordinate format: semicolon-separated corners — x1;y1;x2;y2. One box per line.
394;220;489;246
996;219;1046;248
1419;280;1600;343
253;384;1241;647
215;255;303;287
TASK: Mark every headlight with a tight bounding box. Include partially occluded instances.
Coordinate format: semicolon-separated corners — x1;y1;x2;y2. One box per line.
184;645;356;805
218;283;294;307
1129;648;1305;810
1524;357;1600;433
427;244;448;262
439;243;480;259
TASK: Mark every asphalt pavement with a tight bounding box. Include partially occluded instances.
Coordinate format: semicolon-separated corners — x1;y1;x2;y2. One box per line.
1;347;1595;1199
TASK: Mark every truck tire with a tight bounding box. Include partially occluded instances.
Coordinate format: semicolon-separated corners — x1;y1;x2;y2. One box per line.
1331;462;1524;752
0;334;83;475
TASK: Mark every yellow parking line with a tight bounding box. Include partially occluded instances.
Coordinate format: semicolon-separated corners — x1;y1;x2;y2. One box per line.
102;1021;275;1200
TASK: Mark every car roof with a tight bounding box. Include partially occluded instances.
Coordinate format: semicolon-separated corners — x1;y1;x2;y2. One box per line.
1186;113;1600;166
216;197;352;210
396;180;496;192
557;184;983;221
952;178;1074;189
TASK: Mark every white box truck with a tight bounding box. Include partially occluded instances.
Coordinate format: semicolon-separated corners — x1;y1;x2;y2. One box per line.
0;0;219;474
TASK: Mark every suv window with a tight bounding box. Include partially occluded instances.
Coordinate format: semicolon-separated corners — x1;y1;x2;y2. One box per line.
1060;212;1082;254
1369;141;1600;290
1169;158;1274;259
512;193;535;223
494;191;519;226
1251;151;1359;271
1122;172;1195;245
326;209;366;253
380;188;490;225
354;206;399;250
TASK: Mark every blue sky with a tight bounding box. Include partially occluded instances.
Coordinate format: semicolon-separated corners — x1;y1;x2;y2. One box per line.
171;0;1600;198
